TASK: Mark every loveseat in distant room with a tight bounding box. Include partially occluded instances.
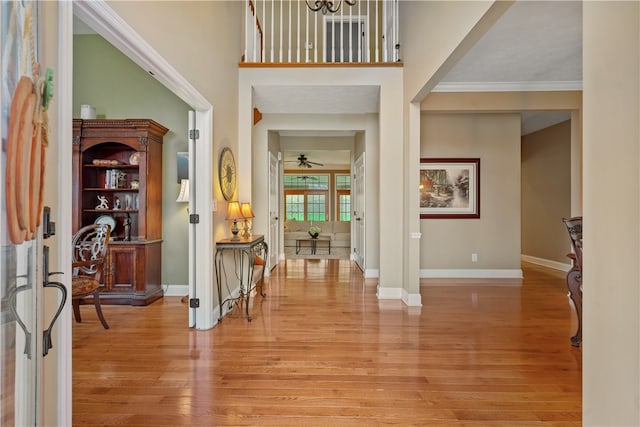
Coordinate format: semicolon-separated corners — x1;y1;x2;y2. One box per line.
283;220;351;250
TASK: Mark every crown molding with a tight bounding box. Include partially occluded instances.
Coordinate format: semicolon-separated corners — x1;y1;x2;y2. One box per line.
432;81;583;93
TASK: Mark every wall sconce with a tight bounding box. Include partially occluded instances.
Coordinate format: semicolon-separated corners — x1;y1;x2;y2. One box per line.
226;201;244;240
176;179;189;203
240;202;255;238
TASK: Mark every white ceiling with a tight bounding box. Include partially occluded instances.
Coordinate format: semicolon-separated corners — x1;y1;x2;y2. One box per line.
437;0;582;87
254;85;380;114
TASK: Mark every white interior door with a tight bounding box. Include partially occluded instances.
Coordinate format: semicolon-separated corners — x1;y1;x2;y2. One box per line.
324;16;368;63
353;154;365;269
268;152;280;269
383;0;398;62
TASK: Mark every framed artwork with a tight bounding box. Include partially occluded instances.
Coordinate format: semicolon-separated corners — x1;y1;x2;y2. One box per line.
419;158;480;219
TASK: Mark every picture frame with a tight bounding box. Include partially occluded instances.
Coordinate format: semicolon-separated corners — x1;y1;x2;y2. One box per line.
419;158;480;219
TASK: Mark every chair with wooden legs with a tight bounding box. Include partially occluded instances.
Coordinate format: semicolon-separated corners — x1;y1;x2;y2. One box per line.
72;223;111;329
562;216;582;347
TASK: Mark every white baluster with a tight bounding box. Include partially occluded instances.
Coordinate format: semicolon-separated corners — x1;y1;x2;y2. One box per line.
358;0;362;62
244;0;248;62
253;4;258;61
305;2;310;63
367;0;371;62
270;0;274;62
348;2;352;62
297;0;301;63
375;0;379;62
340;5;344;62
314;8;318;62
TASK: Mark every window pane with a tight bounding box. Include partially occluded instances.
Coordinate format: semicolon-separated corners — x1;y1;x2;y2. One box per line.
339;194;351;221
285;194;304;220
284;174;329;190
306;194;326;221
336;174;351;190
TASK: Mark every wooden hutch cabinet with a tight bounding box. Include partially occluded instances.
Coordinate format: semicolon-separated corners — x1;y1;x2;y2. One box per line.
73;119;168;306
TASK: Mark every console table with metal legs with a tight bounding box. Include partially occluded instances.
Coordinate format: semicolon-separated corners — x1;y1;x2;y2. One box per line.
214;235;268;322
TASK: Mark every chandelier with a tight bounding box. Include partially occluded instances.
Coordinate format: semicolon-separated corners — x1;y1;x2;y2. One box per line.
305;0;356;15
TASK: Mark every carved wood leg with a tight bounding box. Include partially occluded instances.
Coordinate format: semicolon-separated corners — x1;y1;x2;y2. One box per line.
92;289;110;330
72;299;82;323
566;269;582;346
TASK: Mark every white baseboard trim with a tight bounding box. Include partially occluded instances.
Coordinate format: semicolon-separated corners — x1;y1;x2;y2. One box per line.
420;269;523;279
521;255;571;272
377;285;402;299
364;268;379;278
402;289;423;307
163;284;188;297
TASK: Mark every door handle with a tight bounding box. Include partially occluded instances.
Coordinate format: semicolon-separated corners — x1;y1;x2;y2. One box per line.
8;279;32;359
42;245;67;357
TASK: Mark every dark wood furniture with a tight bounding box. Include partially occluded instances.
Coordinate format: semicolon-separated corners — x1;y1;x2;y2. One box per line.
563;216;583;347
72;224;111;328
73;119;168;306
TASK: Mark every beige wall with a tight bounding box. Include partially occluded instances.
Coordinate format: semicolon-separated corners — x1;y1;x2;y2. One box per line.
73;35;191;287
583;2;640;425
420;113;521;271
107;0;243;242
521;120;572;265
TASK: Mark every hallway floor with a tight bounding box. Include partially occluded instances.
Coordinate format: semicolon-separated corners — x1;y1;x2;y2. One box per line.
72;260;581;426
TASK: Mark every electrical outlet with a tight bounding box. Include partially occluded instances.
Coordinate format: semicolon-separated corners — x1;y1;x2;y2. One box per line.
471;253;478;262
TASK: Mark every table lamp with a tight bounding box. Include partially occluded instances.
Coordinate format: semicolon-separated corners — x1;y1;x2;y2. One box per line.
240;202;255;238
226;201;243;240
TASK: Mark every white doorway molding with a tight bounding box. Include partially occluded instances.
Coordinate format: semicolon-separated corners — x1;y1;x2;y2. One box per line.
72;0;216;331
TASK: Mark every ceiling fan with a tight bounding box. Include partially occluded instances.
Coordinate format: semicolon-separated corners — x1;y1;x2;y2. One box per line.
286;154;324;168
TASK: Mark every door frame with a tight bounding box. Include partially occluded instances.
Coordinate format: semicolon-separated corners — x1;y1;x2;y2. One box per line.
323;15;369;63
59;1;216;422
353;153;366;270
268;152;280;269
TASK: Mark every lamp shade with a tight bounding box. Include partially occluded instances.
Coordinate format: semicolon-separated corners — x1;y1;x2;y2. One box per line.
225;201;243;221
240;202;254;219
176;179;189;203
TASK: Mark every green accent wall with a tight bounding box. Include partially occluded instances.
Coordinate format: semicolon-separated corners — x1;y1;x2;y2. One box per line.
74;34;190;289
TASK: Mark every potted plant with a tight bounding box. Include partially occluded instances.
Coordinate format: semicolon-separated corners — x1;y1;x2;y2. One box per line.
308;225;321;238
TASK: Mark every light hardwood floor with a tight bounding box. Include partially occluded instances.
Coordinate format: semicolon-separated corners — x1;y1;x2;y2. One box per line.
73;260;581;426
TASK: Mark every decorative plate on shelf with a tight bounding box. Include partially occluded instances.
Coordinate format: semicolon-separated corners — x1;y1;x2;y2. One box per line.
94;214;116;231
129;152;140;165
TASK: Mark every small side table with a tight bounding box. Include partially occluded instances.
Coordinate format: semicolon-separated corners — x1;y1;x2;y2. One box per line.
215;235;268;322
295;237;331;255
